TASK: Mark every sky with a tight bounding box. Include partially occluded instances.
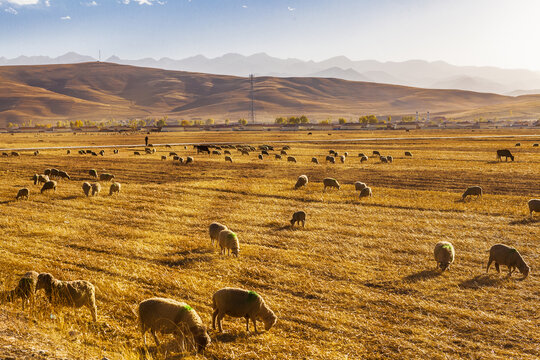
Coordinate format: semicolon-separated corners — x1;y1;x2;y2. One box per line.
1;0;540;70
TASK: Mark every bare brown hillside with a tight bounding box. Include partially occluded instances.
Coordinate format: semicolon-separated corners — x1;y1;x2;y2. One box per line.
0;62;538;126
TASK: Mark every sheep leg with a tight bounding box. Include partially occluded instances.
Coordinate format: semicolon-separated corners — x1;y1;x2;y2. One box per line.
212;308;218;330
216;312;225;332
495;263;500;273
302;220;305;228
251;317;258;333
486;257;493;273
245;315;250;332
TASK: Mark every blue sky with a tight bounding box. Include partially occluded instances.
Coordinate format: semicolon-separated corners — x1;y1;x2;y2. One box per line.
1;0;539;70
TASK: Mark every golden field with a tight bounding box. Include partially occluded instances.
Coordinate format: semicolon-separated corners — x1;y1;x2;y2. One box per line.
0;129;538;360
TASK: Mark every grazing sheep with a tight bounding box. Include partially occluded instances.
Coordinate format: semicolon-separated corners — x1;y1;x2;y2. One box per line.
16;188;29;200
91;152;98;156
372;151;380;156
109;182;121;196
326;155;335;164
1;271;39;311
261;150;269;156
287;156;297;163
294;175;308;189
462;186;482;201
209;222;228;246
225;156;233;163
282;145;290;150
380;156;388;163
358;153;366;157
99;150;105;156
280;150;287;155
134;151;141;156
338;155;345;163
334;152;339;158
241;150;249;156
405;151;413;157
186;156;193;164
528;199;540;218
290;211;306;228
89;169;98;178
32;174;39;185
178;157;184;164
44;169;51;176
224;150;231;155
534;143;539;147
113;149;119;154
66;150;71;155
145;148;153;155
213;150;222;155
354;181;367;191
359;186;372;198
138;298;210;352
161;155;167;160
344;152;348;157
515;143;521;147
218;229;240;257
40;181;57;194
91;182;101;196
212;288;277;333
486;244;530;279
58;170;71;180
173;155;180;161
35;273;97;321
2;152;8;156
323;178;340;192
360;155;368;163
329;150;335;155
82;182;92;197
34;151;39;156
11;151;20;157
258;154;264;160
50;168;59;178
169;152;178;157
99;173;115;181
387;156;393;163
434;242;455;271
311;157;319;164
275;154;282;160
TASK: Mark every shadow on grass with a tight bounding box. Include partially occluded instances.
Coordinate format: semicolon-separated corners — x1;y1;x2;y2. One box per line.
214;331;242;343
136;339;197;360
402;269;441;283
0;200;13;204
509;217;538;225
159;248;214;268
459;274;505;289
59;195;79;201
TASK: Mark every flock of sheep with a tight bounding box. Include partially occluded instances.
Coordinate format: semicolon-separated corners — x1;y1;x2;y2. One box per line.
2;139;538;355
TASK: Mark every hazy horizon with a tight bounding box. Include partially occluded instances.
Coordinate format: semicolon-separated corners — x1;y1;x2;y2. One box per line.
1;0;540;71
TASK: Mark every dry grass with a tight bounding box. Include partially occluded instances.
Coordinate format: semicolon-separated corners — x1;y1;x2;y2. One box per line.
0;129;539;359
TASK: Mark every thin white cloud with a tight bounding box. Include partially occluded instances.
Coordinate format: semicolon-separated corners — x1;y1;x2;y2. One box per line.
6;0;39;4
44;0;50;6
288;6;295;11
242;4;247;8
4;7;18;14
120;0;163;4
82;0;97;6
60;15;71;20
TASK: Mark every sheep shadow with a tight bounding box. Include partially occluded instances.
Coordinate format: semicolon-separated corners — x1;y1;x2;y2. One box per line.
137;341;195;360
509;218;538;225
402;269;441;283
458;274;505;289
59;195;78;201
213;331;242;343
158;248;214;268
0;200;13;204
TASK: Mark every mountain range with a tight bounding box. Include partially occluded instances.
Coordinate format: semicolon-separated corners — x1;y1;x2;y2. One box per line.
2;52;540;95
2;62;540;126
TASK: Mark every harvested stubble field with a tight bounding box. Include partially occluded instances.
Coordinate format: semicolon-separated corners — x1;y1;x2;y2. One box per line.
0;129;539;360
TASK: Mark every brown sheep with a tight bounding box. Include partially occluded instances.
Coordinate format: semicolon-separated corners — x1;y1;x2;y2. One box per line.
89;169;98;178
40;181;57;194
323;178;340;192
1;271;39;311
434;242;455;271
311;157;319;164
359;187;372;198
287;156;297;163
209;222;228;246
82;182;92;197
294;175;308;189
99;173;115;181
225;156;233;163
109;182;121;196
486;244;530;279
290;211;306;228
91;182;101;196
212;288;277;333
354;181;367;191
462;186;482;201
218;229;240;256
528;199;540;218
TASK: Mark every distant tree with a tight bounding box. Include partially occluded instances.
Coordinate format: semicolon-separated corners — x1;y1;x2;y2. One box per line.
224;119;230;125
7;122;14;128
138;119;147;128
387;115;391;122
206;118;215;125
238;118;248;125
156;117;167;127
299;115;309;123
319;119;330;125
338;118;347;124
401;116;414;122
181;119;192;126
275;117;286;124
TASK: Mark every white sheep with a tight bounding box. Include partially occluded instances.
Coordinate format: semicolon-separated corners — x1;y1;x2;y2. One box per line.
138;297;210;352
340;155;345;163
91;182;101;196
35;273;97;321
360;155;368;163
218;229;240;256
212;287;277;333
434;242;455;271
294;175;308;189
209;222;228;246
109;182;121;196
186;156;194;164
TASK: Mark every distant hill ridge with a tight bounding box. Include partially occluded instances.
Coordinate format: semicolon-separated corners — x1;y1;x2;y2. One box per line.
2;52;540;95
1;62;540;126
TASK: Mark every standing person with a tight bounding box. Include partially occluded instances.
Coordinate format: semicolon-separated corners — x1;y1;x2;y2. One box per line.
145;135;149;146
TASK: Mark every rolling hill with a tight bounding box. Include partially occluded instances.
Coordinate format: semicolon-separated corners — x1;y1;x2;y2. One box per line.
0;62;539;126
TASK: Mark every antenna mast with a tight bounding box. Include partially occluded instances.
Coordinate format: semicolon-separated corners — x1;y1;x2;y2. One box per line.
249;74;255;123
